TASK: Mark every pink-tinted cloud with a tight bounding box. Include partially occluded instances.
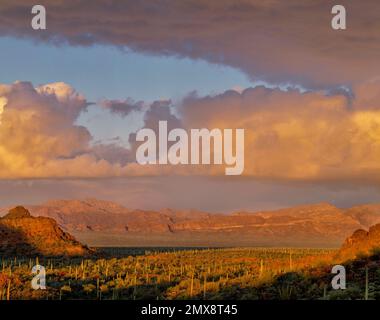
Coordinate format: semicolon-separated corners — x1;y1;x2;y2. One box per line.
179;82;380;181
2;80;380;182
0;81;135;178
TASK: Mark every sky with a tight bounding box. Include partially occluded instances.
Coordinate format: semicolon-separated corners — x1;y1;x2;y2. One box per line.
1;0;380;211
0;36;255;145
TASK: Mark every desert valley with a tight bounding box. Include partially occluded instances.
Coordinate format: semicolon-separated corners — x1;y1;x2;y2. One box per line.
1;200;380;300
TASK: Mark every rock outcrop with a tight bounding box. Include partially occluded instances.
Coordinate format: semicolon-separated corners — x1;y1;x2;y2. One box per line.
338;223;380;260
0;206;92;257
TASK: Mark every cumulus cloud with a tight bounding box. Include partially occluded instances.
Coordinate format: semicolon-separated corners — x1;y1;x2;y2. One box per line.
0;81;137;178
2;80;380;182
179;82;380;181
127;99;185;163
0;81;90;160
0;0;379;88
0;81;191;179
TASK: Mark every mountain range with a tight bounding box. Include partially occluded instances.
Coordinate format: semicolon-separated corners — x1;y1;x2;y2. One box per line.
2;199;380;247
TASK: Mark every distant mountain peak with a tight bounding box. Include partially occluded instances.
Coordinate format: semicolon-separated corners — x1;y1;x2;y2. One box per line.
3;206;32;219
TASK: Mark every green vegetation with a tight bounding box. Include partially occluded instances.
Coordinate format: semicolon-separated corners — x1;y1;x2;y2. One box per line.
0;247;376;300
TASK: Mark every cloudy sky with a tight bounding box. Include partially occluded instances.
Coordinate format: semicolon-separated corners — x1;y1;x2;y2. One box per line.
1;0;380;211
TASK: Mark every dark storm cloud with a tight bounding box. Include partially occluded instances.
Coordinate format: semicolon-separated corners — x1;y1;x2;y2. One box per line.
0;0;379;88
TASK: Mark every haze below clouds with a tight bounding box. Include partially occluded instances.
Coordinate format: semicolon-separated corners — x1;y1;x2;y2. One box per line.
2;177;380;213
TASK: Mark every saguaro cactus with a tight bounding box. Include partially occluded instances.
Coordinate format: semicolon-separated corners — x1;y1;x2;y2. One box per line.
6;279;11;301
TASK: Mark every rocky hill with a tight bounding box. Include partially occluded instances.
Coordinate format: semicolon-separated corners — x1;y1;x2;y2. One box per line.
0;206;91;257
338;223;380;260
